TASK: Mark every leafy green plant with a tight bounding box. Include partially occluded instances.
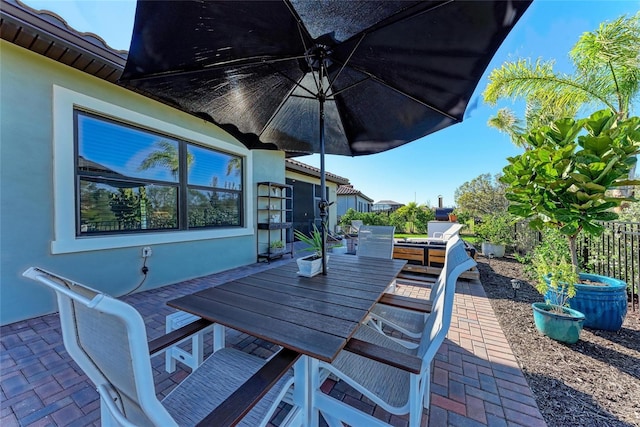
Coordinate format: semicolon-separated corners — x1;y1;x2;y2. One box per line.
270;240;285;249
501;110;640;271
338;209;391;229
474;212;515;245
526;230;579;312
294;225;323;258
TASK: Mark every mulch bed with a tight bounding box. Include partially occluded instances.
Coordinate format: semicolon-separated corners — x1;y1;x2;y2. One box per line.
478;255;640;427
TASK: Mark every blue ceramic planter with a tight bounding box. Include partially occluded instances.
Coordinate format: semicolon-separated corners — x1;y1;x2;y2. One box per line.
532;302;585;344
545;273;627;331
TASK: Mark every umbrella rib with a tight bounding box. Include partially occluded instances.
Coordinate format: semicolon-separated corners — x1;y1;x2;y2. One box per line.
123;55;308;82
283;0;321;94
264;63;317;99
327;32;367;94
257;72;309;138
334;60;459;121
339;0;453;47
291;94;319;100
330;77;371;98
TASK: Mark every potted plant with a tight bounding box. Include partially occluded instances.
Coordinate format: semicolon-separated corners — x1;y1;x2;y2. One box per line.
527;230;585;343
448;208;458;222
269;240;285;255
293;225;328;277
475;211;515;258
501;110;640;331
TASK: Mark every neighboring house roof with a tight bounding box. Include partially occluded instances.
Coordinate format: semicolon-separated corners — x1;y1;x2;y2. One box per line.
374;200;404;206
285;159;349;185
0;0;126;84
336;185;374;202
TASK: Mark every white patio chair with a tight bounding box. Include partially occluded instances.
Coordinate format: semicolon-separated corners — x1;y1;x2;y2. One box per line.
426;223;464;243
349;220;363;234
22;267;300;427
368;235;476;347
317;237;476;427
356;225;396;259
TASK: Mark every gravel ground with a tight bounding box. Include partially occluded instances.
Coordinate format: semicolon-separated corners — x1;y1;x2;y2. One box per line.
477;255;640;427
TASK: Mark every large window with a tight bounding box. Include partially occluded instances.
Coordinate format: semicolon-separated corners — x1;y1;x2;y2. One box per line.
76;111;243;236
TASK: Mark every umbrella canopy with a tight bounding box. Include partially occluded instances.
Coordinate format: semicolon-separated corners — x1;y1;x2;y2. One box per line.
120;0;532;273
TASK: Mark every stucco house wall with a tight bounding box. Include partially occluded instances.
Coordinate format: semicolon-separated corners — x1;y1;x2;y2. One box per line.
337;196;356;217
0;41;284;324
336;185;373;221
285;169;340;233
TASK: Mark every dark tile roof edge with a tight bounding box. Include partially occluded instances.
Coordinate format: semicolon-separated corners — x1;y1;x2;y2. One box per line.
336;185;373;202
1;0;126;68
285;159;350;185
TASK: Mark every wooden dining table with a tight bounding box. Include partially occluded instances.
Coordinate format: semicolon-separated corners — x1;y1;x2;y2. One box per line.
168;254;406;426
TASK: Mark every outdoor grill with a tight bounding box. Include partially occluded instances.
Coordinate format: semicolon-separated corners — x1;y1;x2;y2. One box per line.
434;208;454;221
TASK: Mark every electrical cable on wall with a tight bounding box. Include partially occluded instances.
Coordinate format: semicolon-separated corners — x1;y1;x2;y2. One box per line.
123;255;148;297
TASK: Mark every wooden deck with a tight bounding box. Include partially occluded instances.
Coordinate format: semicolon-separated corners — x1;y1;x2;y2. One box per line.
393;242;480;281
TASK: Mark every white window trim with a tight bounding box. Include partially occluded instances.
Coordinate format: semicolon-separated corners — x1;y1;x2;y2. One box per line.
52;85;254;254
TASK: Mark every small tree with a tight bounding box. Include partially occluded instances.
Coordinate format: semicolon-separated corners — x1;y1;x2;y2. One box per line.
501;110;640;272
389;202;433;234
454;173;509;218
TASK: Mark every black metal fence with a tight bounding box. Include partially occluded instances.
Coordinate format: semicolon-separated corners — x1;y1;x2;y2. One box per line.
514;220;640;311
577;221;639;311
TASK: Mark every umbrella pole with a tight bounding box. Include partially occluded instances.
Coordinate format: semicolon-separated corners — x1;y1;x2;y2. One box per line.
319;89;328;275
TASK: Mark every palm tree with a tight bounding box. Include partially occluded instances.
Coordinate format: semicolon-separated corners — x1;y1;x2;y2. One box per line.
484;13;640;140
486;108;528;149
226;157;241;177
138;140;194;179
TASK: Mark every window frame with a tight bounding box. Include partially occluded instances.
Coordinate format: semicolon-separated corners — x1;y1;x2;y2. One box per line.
53;85;253;254
74;110;244;235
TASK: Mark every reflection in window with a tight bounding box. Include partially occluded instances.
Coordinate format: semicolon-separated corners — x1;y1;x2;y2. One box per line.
188;189;240;227
79;179;178;233
75;111;243;235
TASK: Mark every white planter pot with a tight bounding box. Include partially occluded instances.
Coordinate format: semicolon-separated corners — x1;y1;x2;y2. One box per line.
331;246;347;255
296;255;329;277
481;242;505;258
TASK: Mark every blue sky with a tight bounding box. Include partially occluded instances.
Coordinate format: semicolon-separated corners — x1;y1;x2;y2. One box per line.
25;0;640;207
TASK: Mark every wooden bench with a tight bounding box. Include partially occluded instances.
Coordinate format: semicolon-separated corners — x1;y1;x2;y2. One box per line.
392;246;424;263
149;322;299;427
427;248;446;267
379;293;433;314
197;348;300;427
163;311;214;372
392;242;480;281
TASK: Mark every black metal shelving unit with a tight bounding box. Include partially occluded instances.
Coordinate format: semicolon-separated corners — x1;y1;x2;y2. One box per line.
257;182;293;262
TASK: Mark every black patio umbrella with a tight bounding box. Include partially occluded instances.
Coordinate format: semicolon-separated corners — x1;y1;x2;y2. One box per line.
120;0;532;274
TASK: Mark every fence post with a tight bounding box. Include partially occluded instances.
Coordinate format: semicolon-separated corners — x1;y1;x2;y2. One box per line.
582;240;589;269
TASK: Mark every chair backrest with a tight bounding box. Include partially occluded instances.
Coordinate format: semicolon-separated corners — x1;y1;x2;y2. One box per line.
23;267;176;427
442;223;464;240
416;236;476;366
356;225;396;259
427;224;464;242
428;223;464;241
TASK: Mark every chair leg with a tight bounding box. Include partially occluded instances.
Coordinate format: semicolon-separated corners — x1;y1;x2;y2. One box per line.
423;375;431;410
409;375;422;427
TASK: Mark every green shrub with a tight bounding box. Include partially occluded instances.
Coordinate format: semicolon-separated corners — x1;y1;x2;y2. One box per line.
526;229;579;309
474;212;515;245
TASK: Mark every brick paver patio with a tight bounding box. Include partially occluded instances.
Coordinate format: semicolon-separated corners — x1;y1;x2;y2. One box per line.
1;253;546;426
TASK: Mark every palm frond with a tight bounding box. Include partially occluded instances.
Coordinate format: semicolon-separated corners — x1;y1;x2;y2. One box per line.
483;58;617;113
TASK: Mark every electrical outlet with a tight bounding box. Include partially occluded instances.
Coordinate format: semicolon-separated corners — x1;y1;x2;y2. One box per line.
142;247;152;258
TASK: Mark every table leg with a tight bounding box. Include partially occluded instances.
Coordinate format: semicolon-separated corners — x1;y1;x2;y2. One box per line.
213;323;225;352
293;356;320;427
